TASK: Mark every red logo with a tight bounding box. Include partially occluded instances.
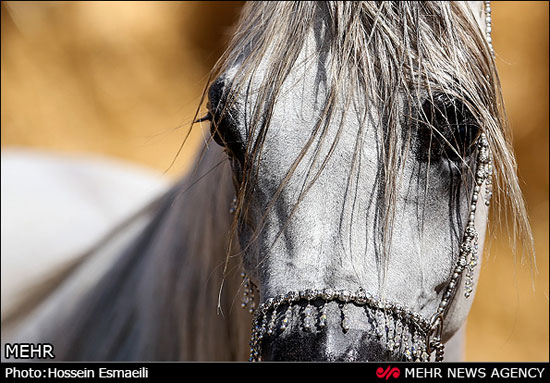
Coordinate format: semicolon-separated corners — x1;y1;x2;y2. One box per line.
376;366;401;380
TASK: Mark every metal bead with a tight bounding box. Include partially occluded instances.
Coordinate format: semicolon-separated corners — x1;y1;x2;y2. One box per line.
229;195;238;215
318;304;327;328
322;288;335;300
286;291;299;302
339;290;351;303
356;289;367;304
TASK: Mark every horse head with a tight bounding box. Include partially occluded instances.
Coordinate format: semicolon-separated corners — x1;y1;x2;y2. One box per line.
205;1;528;361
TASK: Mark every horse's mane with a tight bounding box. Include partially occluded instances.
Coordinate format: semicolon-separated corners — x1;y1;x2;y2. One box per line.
2;1;534;361
209;1;533;279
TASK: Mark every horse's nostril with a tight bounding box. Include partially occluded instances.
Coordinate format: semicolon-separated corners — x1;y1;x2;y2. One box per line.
263;330;326;361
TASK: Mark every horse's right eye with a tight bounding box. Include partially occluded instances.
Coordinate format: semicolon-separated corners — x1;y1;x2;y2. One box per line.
210;114;242;158
207;82;245;164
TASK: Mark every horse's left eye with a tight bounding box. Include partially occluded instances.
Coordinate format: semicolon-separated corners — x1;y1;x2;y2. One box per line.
417;94;480;163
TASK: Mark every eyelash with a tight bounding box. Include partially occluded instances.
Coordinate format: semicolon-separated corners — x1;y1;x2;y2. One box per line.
202;105;246;169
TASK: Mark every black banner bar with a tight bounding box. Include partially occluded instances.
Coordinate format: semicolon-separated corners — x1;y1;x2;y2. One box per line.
1;362;548;382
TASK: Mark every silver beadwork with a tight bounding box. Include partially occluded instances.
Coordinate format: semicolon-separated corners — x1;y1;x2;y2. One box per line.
484;1;495;56
463;133;491;298
247;288;432;362
303;300;316;331
340;303;350;332
318;303;327;328
280;305;292;331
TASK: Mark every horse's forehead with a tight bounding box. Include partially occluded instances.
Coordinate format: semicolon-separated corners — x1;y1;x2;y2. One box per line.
230;26;376;130
220;1;491;119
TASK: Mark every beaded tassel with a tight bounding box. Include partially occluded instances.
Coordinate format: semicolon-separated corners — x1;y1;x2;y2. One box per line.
386;313;396;354
340;303;350;333
375;304;386;340
403;332;413;361
280;305;292;332
303;300;316;331
412;329;424;362
318;302;328;328
266;304;278;336
394;315;404;356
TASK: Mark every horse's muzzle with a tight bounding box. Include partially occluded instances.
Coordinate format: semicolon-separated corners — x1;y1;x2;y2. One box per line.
253;298;430;362
261;303;387;361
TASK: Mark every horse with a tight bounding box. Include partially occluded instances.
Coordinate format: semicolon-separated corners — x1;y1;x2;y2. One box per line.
1;1;533;361
0;147;169;319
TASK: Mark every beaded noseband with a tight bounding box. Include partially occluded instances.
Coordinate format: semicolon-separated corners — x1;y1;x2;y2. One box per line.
235;2;495;362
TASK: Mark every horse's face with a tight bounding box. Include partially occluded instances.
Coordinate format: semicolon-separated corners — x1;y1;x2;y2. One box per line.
208;2;493;361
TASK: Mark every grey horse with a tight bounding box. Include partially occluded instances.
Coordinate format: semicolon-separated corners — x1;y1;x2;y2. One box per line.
2;1;531;362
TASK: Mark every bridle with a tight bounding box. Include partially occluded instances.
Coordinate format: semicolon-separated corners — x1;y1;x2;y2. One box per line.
235;1;495;362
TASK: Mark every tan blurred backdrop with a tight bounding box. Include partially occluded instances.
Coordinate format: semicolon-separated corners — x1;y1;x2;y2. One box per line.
1;1;548;361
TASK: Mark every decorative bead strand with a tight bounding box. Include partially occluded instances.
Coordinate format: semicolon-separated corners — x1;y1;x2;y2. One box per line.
386;312;396;354
484;1;494;56
280;305;292;332
303;299;316;332
465;133;491;298
464;230;480;298
318;302;328;328
266;302;279;336
403;332;413;361
394;314;404;356
340;303;350;333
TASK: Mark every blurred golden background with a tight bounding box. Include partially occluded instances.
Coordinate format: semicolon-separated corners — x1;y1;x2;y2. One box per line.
1;1;547;361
